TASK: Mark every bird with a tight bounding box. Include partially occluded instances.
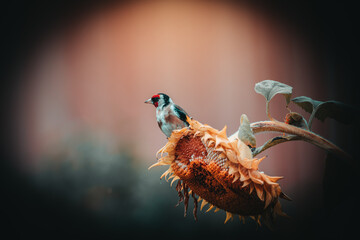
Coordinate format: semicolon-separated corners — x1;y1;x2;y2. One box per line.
145;93;190;138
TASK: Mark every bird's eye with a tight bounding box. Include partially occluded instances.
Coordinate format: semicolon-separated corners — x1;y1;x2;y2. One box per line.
152;97;160;102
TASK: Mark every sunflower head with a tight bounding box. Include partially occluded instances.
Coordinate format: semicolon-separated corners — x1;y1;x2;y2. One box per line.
150;117;289;225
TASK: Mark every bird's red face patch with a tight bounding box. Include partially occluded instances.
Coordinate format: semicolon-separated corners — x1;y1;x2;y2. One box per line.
152;94;160;99
151;94;160;108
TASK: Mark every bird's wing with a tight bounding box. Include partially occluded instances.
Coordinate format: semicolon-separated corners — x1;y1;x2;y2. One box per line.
173;104;190;126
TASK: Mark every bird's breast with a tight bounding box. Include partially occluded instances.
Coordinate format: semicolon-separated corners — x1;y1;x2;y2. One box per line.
157;106;188;137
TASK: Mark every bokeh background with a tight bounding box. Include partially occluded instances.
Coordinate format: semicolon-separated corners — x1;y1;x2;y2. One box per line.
2;0;359;239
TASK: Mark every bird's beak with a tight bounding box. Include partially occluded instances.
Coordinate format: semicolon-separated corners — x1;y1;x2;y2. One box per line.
144;98;152;104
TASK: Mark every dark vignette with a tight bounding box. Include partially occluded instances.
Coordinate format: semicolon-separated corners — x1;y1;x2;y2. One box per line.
1;0;359;239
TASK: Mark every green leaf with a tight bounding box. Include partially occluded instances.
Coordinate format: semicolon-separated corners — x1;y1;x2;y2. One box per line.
290;96;322;112
254;80;293;105
291;96;359;125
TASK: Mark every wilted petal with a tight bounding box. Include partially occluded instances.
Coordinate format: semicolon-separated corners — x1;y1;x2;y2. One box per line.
215;145;224;152
249;170;264;185
249;184;254;194
218;125;227;138
215;135;228;148
194;130;203;137
242;180;251;188
237;140;253;160
251;156;266;170
268;176;284;183
160;168;172;180
259;172;278;185
224;212;233;223
254;184;265;201
226;150;238;163
232;173;240;183
148;161;167;169
170;176;180;186
206;204;215;212
240;172;250;182
264;186;273;208
239;157;254;169
200;199;208;211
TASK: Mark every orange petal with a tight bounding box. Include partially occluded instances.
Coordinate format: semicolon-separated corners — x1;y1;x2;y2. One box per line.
160;169;171;180
254;184;265;201
226;150;238;163
218;125;227;138
240;172;250;182
251;156;266;170
268;176;284;182
264;186;273;208
200;199;208;211
201;132;213;143
206;204;215;212
224;211;233;224
232;173;240;183
249;184;254;194
249;170;264;185
241;180;251;188
193;130;203;137
148;161;167;169
238;157;253;169
228;165;238;176
170;176;180;186
259;172;278;186
215;135;228;148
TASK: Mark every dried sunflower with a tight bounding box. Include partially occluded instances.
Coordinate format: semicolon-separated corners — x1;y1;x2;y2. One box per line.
149;117;290;225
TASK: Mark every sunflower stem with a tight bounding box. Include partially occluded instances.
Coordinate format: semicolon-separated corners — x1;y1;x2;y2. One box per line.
252;135;301;157
307;108;317;130
249;121;352;162
266;101;275;121
230;120;352;163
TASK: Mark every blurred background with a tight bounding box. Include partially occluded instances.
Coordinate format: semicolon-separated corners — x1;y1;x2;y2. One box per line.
2;0;359;239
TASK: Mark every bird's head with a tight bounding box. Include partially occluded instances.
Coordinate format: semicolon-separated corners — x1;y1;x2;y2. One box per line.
145;93;171;108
